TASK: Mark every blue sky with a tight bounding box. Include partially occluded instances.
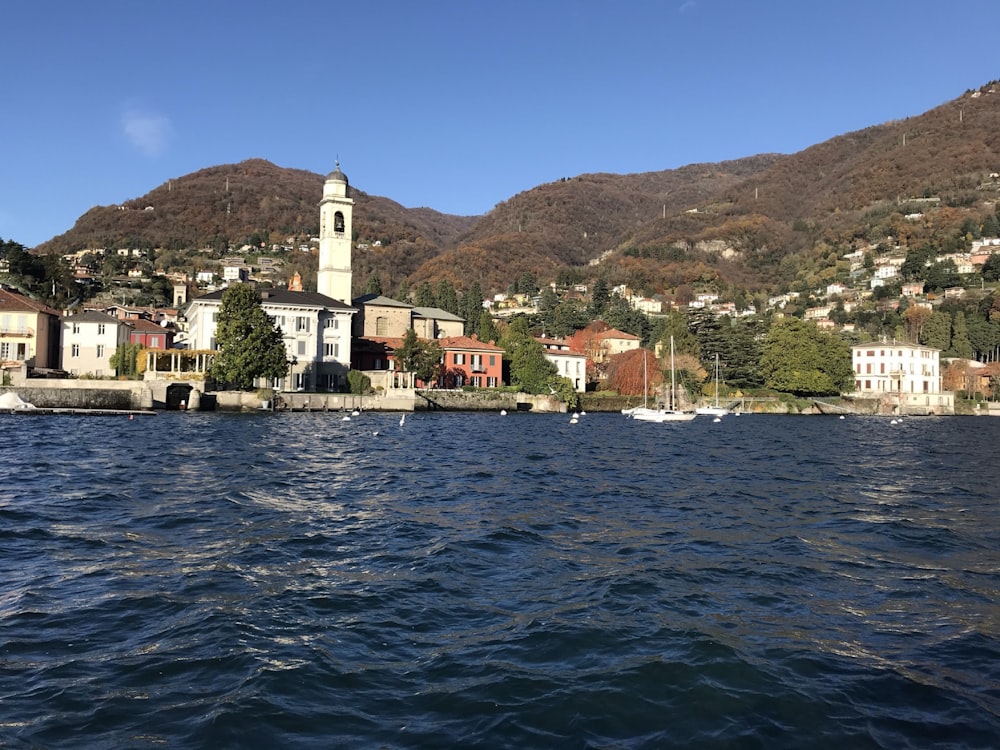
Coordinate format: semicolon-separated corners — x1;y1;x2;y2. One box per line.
3;0;999;248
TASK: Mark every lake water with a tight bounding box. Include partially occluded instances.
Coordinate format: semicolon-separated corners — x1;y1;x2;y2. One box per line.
1;411;998;749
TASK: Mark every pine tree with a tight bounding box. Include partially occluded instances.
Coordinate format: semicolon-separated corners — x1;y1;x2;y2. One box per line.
364;272;383;296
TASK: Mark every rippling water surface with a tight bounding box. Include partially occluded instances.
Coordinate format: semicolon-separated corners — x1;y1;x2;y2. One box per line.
1;411;998;748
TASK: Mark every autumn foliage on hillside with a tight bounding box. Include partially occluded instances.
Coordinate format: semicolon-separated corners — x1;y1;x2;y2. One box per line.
27;81;1000;300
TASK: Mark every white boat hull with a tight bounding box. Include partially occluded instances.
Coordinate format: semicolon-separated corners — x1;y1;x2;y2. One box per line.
695;406;729;416
631;410;697;423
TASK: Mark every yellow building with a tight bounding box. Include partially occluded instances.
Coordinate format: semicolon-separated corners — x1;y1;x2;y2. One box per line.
0;287;62;372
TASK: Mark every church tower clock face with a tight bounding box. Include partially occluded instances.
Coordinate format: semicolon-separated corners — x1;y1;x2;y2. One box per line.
317;162;354;303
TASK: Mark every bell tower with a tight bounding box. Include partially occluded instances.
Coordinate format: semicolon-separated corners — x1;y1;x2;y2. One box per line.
317;161;354;303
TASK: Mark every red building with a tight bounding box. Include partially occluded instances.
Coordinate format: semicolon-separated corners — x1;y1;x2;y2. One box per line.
436;335;504;388
128;318;175;349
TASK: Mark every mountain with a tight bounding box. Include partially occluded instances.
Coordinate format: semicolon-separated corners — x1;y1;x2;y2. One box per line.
35;81;1000;298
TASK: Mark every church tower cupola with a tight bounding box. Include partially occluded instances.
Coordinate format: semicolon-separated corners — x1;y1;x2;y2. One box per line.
317;160;354;303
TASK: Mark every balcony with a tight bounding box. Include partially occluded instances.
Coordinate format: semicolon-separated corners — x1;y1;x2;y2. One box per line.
0;327;33;337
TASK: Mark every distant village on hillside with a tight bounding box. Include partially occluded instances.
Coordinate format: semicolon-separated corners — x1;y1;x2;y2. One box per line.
4;165;1000;416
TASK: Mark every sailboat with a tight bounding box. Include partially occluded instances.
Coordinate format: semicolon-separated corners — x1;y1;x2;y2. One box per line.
631;337;696;422
696;353;730;416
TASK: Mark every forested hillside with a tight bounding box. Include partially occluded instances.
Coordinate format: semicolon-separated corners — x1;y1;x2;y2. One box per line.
24;81;1000;303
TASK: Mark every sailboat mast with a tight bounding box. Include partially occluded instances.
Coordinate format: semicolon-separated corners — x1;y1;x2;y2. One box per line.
714;353;720;408
670;336;676;411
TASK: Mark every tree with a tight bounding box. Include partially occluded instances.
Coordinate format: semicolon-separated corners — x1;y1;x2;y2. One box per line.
551;299;589;337
537;286;559;332
462;281;484;337
478;311;500;344
759;318;853;396
982;254;1000;282
654;311;699;359
436;279;459;315
500;317;557;394
903;305;932;342
209;283;289;390
395;329;443;383
590;277;610;317
606;348;662;398
347;370;372;395
949;311;974;359
109;342;143;378
920;310;952;351
923;259;960;292
414;282;435;307
900;247;932;281
364;272;383;296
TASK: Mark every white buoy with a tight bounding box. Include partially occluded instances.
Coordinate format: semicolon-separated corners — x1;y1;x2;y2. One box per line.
352;409;360;416
570;417;579;424
342;416;351;421
500;409;507;416
580;411;586;416
713;417;721;423
372;431;379;436
839;415;845;420
890;419;898;425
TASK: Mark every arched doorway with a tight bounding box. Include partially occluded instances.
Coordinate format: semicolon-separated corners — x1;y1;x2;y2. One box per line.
166;383;193;410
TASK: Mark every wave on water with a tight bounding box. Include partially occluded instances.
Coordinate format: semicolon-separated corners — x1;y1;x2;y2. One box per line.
1;412;998;748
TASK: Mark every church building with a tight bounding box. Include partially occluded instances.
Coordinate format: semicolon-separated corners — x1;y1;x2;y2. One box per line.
184;163;357;392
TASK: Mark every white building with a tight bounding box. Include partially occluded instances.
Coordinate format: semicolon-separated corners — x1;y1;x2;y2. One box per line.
851;342;954;415
185;289;355;392
62;310;131;377
536;337;587;392
874;265;898;279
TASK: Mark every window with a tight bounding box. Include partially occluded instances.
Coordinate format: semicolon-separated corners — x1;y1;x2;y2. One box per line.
489;355;496;367
471;376;481;387
296;316;310;333
324;343;335;357
297;340;306;356
375;317;388;336
0;343;9;359
325;317;338;330
487;377;497;388
72;323;80;334
334;211;345;233
71;344;80;357
455;353;465;365
96;345;104;358
98;324;106;335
